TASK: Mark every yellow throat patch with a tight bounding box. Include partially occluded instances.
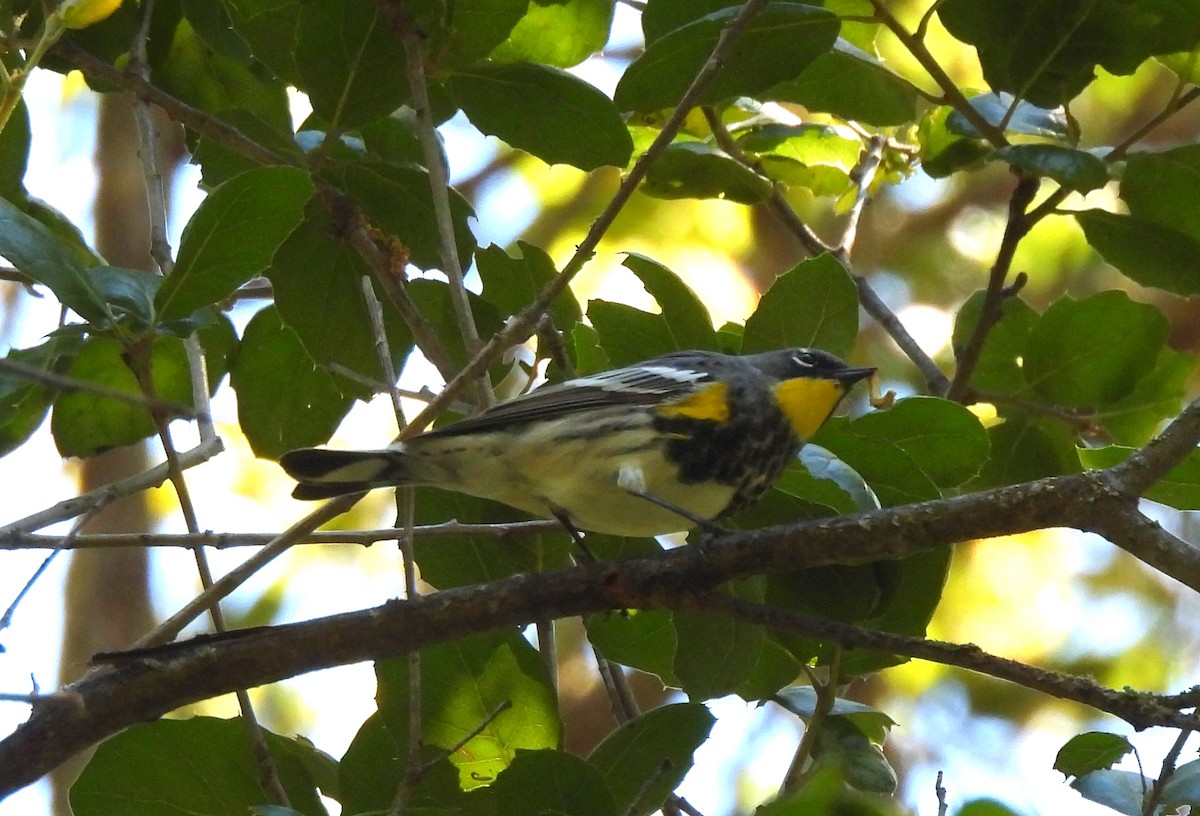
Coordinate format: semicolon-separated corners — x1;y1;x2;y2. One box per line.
773;377;847;440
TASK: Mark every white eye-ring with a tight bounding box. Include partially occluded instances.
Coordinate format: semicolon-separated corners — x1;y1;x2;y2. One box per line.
792;351;817;367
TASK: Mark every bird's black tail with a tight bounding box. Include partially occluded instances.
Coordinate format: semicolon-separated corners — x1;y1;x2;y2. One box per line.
279;447;411;500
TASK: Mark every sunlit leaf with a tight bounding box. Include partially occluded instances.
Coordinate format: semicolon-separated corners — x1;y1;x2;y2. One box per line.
491;0;614;67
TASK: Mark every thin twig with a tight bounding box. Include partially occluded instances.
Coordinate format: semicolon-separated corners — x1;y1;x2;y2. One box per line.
1142;728;1193;816
387;2;492;404
867;0;1006;145
935;770;948;816
0;436;224;535
0;356;198;419
0;520;563;550
835;136;886;258
127;1;287;798
947;173;1038;402
781;651;841;793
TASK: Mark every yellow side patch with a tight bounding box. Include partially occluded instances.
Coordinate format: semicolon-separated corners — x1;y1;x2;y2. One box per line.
774;377;847;440
657;382;731;422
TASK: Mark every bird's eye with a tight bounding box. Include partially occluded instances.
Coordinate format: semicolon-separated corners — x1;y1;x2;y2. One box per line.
792;351;816;367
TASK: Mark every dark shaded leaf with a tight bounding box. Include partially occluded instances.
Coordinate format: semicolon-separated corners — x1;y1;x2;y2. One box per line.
767;39;920;126
1077;211;1200;296
641;141;773;203
492;750;616;816
230;306;354;458
295;0;410;128
587;703;715;816
614;3;838;113
994;144;1108;192
742;254;859;357
1023;291;1168;407
158;166;313;321
450;63;632;170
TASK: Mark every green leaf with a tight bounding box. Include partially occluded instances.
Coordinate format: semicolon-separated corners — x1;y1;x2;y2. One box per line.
407;279;505;370
230;306;354;458
736;123;863;197
377;631;562;790
742;255;859;357
1160;757;1200;811
492;750;617;816
673;580;764;699
70;717;329;816
917;105;991;178
432;0;529;68
614;3;839;112
587;703;715;816
475;241;582;329
994;144;1108;192
1100;347;1196;446
939;0;1200;107
0;195;108;323
266;210;413;397
1054;731;1136;778
1076;210;1200;296
816;397;989;505
641;0;739;42
322;158;476;271
223;0;304;84
0;336;82;458
450;62;632;170
947;93;1070;141
587;256;717;366
758;763;904;815
1079;446;1200;510
586;604;680;687
50;336;193;458
1022;291;1168;407
158;166;314;321
641;141;773;203
766;39;920;127
956;800;1025;816
811;717;897;794
192;110;307;190
0;97;30;202
1120;145;1200;242
295;0;410;128
1071;769;1146;816
773;687;896;743
411;487;571;589
951;292;1039;396
969;415;1081;489
89;266;162;329
157;16;291;131
491;0;614;68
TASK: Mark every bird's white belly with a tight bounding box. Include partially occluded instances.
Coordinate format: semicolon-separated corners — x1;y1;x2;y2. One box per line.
414;415;736;537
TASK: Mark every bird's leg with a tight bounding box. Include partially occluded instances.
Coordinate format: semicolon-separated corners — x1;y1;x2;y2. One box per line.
551;509;598;563
616;465;728;535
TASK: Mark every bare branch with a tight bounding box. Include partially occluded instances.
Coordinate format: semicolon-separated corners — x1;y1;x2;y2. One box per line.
0;520;563;550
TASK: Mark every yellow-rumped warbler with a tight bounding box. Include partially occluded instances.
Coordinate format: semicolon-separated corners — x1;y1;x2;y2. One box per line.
280;348;874;537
